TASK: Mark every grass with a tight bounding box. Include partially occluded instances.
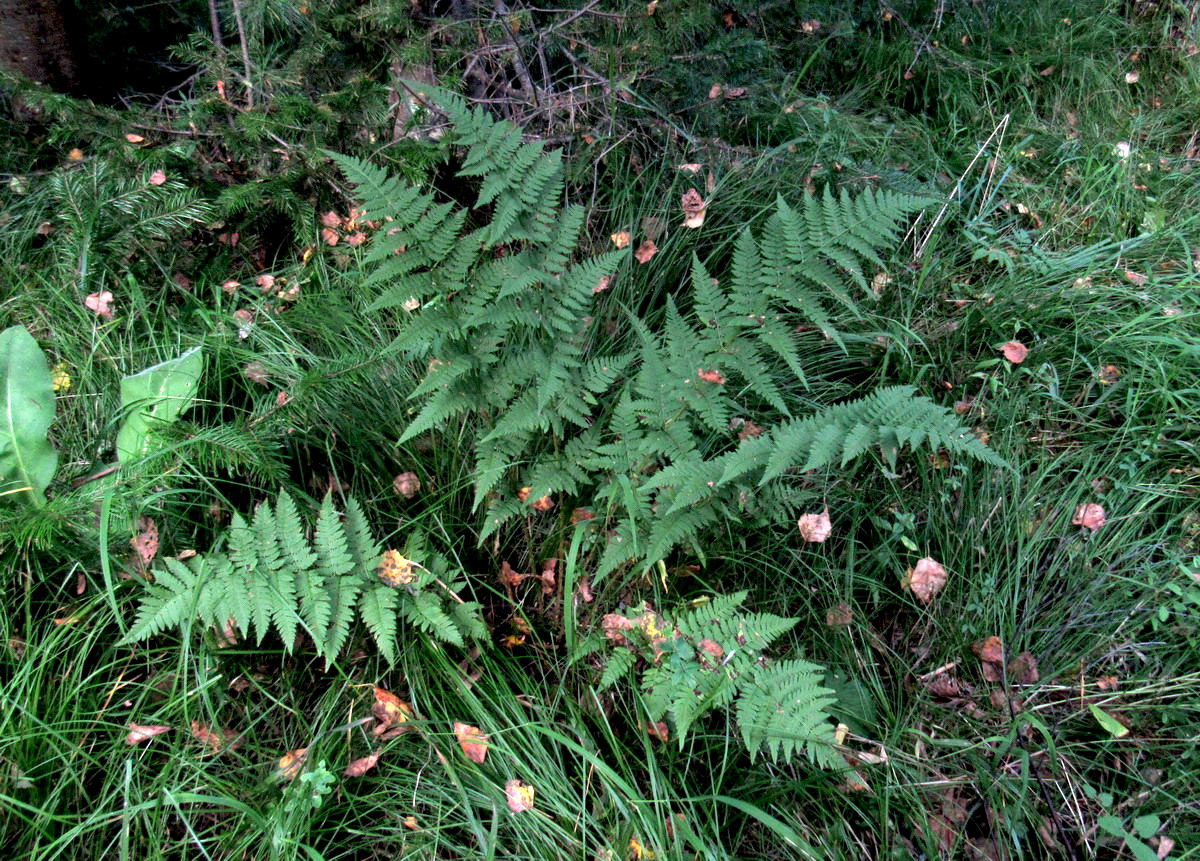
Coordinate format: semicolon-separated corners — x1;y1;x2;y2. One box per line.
2;1;1199;858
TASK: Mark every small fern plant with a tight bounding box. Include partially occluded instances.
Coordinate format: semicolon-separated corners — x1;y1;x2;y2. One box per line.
592;592;839;766
124;492;485;664
330;84;1007;581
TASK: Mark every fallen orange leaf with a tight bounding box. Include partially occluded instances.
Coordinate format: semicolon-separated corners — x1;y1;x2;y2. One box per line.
634;240;658;264
454;722;490;763
1072;503;1106;532
901;557;948;603
372;687;415;737
1001;341;1028;364
681;189;707;229
344;749;382;777
377;550;416;587
149;169;167;186
610;231;632;249
276;747;309;780
191;720;241;756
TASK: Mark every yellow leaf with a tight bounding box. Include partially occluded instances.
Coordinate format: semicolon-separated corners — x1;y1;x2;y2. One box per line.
454;722;490;763
610;231;631;249
377;550;415;587
276;747;309;781
505;778;535;812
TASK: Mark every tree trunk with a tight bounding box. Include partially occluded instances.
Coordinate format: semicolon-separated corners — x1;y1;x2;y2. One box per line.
0;0;78;92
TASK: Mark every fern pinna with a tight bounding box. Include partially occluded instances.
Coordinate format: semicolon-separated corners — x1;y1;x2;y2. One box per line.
331;84;1005;581
125;492;484;663
594;592;840;767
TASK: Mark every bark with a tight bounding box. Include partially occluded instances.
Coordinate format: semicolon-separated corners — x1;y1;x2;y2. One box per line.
0;0;78;91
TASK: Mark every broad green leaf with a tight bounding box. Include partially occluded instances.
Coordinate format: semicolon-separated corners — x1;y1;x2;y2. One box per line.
1089;704;1130;738
116;346;204;461
0;325;59;505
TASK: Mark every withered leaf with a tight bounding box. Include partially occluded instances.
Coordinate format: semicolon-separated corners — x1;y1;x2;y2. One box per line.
131;517;159;567
901;557;948;603
392;471;421;499
634;240;658;264
191;720;240;756
972;636;1005;664
824;602;853;627
126;723;172;745
1072;503;1106;532
798;508;833;543
372;687;415;737
1007;651;1039;684
1001;340;1029;364
454;722;490;763
377;550;416;587
344;749;382;777
681;189;707;229
276;747;309;781
505;779;535;812
697;368;725;384
610;231;631;249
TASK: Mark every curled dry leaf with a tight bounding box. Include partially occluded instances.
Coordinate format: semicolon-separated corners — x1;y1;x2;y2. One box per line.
131;517;159;567
243;362;270;386
681;188;706;229
344;749;382;777
68;147;84;161
825;602;853;627
634;239;658;264
1124;269;1147;286
276;748;309;781
191;720;240;756
571;507;595;524
392;471;421;499
126;723;172;745
320;211;342;229
677;163;702;174
499;560;527;588
85;291;115;320
724;86;747;99
1072;503;1106;532
972;636;1005;664
800;19;821;32
531;494;555;512
697;368;725;384
377;550;416;586
454;722;490;763
505;779;536;813
1098;365;1121;385
372;686;415;737
610;231;631;249
901;557;948;603
926;673;964;698
539;559;557;597
320;227;340;246
577;575;594;603
593;274;613;294
645;720;670;742
697;638;724;659
1001;340;1029;364
149;169;167;186
708;83;723;99
124;133;145;143
798;508;833;543
221;279;241;294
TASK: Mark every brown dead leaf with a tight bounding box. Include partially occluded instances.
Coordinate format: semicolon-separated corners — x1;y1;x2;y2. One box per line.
124;133;145;143
1001;340;1029;364
499;561;528;588
571;507;595;524
901;557;948;603
344;749;382;777
697;368;725;384
1072;503;1106;532
593;274;613;294
825;602;853;627
681;189;707;229
505;779;536;812
392;471;421;499
276;748;309;780
973;636;1005;664
191;720;240;756
797;508;833;543
1096;675;1119;691
454;722;490;763
377;550;416;587
645;720;670;742
610;231;632;249
539;559;557;597
708;83;723;99
149;169;167;186
601;613;635;646
723;86;747;99
634;240;658;264
372;687;415;737
67;147;84;161
800;19;821;33
85;291;115;320
577;576;594;603
677;163;702;174
1124;269;1148;286
321;227;340;246
320;211;342;229
1007;651;1039;684
531;494;555;512
926;673;964;698
126;723;172;745
131;517;159;567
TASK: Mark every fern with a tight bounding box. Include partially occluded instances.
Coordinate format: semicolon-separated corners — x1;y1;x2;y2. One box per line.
331;86;1007;580
598;595;838;766
124;492;483;663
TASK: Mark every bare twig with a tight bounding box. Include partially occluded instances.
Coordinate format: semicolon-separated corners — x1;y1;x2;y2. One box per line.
230;0;254;109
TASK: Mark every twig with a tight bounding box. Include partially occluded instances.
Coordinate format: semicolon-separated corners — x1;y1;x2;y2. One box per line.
230;0;254;109
208;0;224;50
493;0;540;107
